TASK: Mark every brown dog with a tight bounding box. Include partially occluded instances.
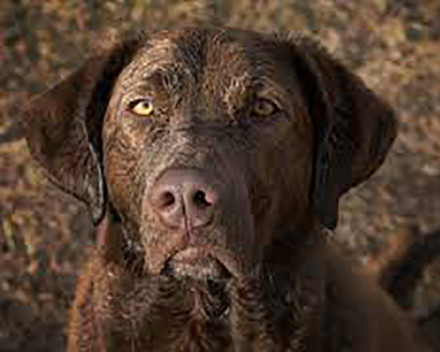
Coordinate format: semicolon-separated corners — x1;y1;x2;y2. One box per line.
24;27;429;351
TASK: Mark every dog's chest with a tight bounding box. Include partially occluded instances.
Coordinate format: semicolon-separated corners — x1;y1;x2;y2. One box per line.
99;277;326;352
106;305;284;352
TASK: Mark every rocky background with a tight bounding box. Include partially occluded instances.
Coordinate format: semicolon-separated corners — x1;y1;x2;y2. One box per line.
1;1;439;351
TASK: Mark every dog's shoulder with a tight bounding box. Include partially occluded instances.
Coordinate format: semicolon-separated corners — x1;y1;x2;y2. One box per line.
312;240;430;351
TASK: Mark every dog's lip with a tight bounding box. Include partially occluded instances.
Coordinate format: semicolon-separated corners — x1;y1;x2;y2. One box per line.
171;247;210;263
161;246;233;280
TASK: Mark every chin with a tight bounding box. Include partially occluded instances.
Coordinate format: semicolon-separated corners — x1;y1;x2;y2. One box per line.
160;247;235;283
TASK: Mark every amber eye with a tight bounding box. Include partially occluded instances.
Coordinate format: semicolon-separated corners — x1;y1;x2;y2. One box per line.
252;98;278;117
128;98;154;117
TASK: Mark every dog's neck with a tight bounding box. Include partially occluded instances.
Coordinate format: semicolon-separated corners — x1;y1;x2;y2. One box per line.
96;263;326;351
90;216;328;351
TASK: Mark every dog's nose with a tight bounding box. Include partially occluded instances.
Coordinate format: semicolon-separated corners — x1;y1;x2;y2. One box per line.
149;169;219;229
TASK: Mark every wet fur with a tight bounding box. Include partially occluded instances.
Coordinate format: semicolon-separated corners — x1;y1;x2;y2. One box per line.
24;27;429;351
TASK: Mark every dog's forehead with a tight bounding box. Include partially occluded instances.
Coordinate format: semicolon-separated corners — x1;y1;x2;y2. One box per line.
119;28;281;88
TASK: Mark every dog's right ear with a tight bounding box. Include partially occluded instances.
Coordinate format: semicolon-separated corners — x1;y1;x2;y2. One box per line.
280;34;397;230
24;33;144;224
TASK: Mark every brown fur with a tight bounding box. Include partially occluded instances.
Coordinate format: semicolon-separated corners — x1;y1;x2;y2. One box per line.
24;27;429;351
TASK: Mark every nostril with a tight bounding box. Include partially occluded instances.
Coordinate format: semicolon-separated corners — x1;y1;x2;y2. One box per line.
158;191;176;209
193;190;212;207
149;169;220;229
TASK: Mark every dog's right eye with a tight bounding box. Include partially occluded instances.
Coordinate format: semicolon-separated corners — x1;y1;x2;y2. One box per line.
128;98;154;117
251;98;279;118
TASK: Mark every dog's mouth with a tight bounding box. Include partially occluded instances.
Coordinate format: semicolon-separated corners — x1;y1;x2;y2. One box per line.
161;247;233;282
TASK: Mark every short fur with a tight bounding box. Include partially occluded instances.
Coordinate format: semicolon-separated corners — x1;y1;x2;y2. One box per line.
24;27;429;351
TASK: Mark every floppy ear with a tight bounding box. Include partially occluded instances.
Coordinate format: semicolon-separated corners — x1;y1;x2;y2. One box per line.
24;34;144;224
287;35;397;230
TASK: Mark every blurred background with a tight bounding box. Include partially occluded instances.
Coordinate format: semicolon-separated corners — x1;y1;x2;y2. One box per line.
1;1;439;351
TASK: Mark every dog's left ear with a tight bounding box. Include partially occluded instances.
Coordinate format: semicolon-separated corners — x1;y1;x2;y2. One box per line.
23;33;144;224
284;35;397;230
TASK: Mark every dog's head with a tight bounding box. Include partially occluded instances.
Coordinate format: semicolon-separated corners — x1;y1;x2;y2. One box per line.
24;27;396;281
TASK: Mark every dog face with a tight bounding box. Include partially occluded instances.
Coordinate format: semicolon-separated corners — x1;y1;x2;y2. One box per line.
24;27;396;282
102;29;315;280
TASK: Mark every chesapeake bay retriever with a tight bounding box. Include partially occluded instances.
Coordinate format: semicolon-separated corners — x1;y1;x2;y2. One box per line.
24;27;430;351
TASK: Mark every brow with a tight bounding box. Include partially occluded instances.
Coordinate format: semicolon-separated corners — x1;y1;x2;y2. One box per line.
142;67;184;92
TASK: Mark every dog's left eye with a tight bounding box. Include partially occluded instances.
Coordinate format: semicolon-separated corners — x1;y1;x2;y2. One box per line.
128;98;154;117
252;98;279;117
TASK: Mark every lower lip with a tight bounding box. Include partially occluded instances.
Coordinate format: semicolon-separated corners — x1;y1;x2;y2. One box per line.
172;247;208;263
163;248;232;280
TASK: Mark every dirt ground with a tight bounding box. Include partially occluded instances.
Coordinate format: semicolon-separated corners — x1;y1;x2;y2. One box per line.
1;1;439;351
